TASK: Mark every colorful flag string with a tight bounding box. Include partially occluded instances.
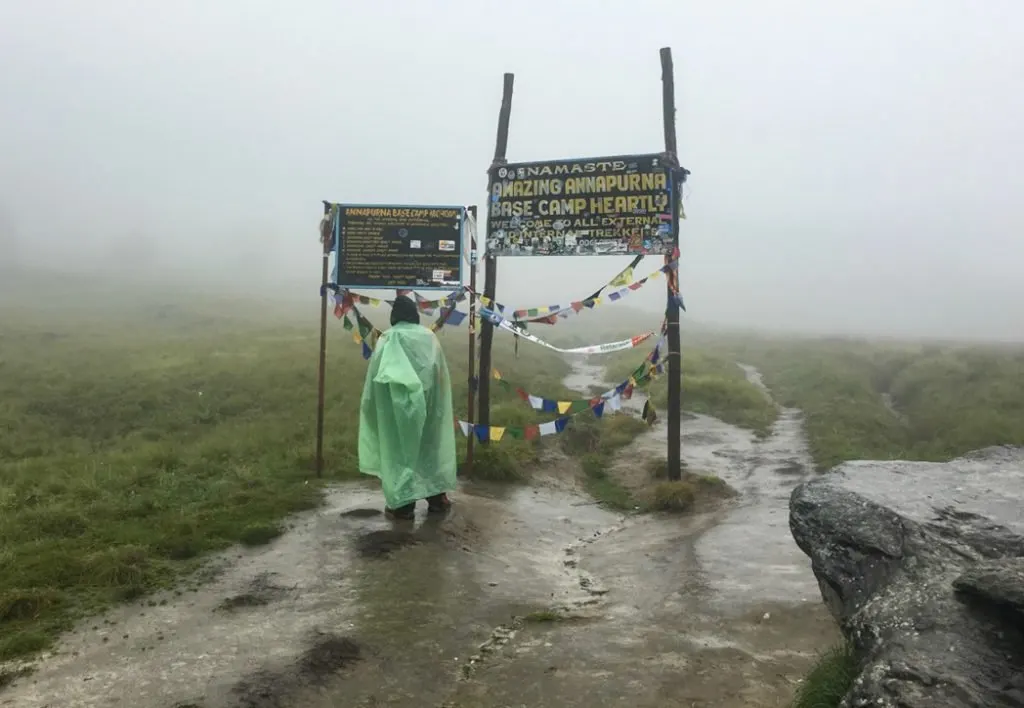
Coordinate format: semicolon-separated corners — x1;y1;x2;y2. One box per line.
331;255;684;358
462;259;679;344
475;255;681;325
324;253;680;328
458;391;630;442
341;291;660;361
488;330;665;410
340;304;381;360
327;285;468;320
459;332;668;442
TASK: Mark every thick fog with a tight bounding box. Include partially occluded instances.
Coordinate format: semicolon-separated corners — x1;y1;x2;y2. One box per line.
1;0;1021;340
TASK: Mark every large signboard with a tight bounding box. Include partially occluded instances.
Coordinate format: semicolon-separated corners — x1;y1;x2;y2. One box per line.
334;204;465;290
485;154;674;257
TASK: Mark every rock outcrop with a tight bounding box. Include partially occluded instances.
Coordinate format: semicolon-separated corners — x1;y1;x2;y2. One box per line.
790;446;1024;708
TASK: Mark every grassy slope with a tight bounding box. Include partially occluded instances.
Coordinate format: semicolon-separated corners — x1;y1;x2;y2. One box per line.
0;298;573;661
576;305;1024;469
715;335;1024;470
493;310;1024;475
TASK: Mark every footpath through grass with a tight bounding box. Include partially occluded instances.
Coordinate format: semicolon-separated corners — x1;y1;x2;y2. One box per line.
0;299;572;662
584;315;1024;472
604;344;778;438
716;335;1024;471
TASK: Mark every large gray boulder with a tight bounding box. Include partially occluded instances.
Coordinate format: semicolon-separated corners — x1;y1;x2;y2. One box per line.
790;445;1024;707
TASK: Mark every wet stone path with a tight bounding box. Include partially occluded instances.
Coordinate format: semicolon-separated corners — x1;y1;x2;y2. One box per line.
1;361;838;708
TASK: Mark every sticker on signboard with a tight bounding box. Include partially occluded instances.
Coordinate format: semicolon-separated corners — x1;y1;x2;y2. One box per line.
439;240;455;252
410;240;422;249
433;269;449;281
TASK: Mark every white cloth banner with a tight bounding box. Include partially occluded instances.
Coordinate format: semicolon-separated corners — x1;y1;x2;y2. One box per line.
480;307;653;356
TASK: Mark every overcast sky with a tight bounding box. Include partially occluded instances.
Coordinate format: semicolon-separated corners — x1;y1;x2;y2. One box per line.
1;0;1021;339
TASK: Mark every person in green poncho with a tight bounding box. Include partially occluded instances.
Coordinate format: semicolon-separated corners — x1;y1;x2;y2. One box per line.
359;295;458;520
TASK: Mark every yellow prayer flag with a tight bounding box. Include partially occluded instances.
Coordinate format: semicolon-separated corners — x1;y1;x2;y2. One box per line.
610;268;634;287
592;297;602;306
480;296;492;306
650;271;662;280
369;298;381;307
628;377;637;388
493;368;503;380
490;426;506;442
353;332;363;343
557;401;572;414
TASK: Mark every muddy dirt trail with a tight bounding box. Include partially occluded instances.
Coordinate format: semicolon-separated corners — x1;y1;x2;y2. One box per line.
2;361;837;708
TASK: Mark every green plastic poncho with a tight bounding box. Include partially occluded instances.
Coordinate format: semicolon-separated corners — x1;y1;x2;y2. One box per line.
358;322;457;509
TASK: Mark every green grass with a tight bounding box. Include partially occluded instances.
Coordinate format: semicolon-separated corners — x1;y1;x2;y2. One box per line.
561;414;650;509
238;523;285;547
0;294;574;661
647;475;736;512
791;642;858;708
642;459;737;512
715;336;1024;470
604;346;778;438
461;442;534;483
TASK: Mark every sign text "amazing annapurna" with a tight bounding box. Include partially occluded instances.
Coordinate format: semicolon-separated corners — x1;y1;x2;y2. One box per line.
486;154;675;257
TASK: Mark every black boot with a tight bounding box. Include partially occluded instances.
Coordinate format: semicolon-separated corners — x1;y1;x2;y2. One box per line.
426;493;452;514
384;502;415;520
